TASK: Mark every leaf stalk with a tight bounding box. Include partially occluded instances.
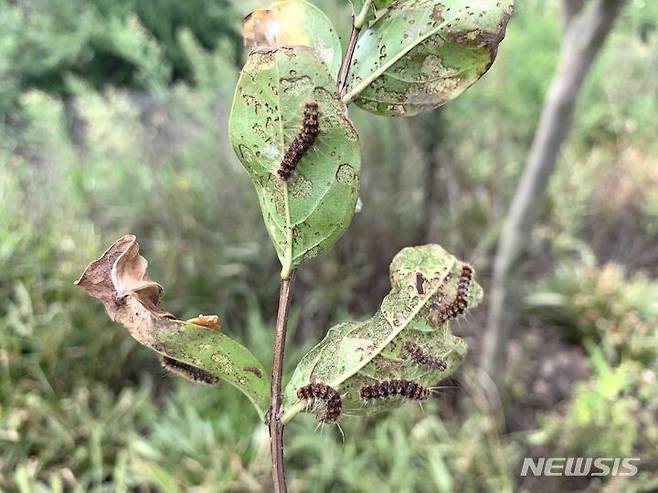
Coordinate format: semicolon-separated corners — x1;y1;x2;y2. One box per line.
337;0;373;96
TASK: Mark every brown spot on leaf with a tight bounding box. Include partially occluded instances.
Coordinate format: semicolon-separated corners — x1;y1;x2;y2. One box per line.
416;273;426;295
431;4;445;22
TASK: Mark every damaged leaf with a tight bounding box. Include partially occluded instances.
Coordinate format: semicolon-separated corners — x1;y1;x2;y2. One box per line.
229;46;361;278
75;235;270;419
242;0;342;77
343;0;514;115
283;244;483;419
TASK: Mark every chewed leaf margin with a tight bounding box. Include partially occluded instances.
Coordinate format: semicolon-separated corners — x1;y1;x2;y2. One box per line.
283;244;483;421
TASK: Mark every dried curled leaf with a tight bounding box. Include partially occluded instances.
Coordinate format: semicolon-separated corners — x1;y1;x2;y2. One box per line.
242;0;342;77
284;244;483;419
344;0;514;115
76;235;269;418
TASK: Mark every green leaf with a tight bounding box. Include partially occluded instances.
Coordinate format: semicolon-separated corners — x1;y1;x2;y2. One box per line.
75;235;270;419
283;244;483;420
157;322;270;419
229;46;361;277
242;0;342;77
343;0;514;115
373;0;397;10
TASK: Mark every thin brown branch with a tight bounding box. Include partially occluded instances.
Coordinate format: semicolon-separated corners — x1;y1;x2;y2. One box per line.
337;0;373;99
337;22;360;96
268;271;296;493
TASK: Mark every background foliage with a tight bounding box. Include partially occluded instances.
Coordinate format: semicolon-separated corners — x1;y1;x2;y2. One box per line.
1;0;657;491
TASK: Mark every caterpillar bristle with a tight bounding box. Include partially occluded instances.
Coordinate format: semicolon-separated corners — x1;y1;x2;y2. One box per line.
359;379;430;401
278;100;320;181
431;264;473;325
402;341;448;371
161;356;219;385
296;382;342;424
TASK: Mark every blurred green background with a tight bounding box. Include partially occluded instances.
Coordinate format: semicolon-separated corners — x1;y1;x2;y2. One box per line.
1;0;657;491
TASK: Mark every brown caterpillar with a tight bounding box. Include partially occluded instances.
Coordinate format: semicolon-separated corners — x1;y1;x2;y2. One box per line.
431;264;473;325
416;273;426;295
403;341;447;371
161;356;219;385
277;100;320;180
296;382;342;423
359;379;430;401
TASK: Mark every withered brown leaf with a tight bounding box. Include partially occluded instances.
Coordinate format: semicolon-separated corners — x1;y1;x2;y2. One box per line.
75;235;216;349
75;235;271;415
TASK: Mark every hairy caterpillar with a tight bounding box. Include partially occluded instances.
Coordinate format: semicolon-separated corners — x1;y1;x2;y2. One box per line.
359;379;430;401
277;101;320;180
402;341;447;371
431;264;473;325
296;382;342;424
416;272;426;295
161;356;219;385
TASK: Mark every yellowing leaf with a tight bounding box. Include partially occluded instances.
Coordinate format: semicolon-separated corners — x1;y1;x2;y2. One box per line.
242;0;342;77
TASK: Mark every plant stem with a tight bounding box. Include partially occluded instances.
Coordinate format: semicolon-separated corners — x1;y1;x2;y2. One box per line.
269;271;296;493
337;0;373;96
337;24;359;96
269;2;373;487
355;0;373;29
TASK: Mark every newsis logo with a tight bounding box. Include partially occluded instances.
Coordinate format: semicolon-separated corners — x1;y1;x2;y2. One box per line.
520;457;640;477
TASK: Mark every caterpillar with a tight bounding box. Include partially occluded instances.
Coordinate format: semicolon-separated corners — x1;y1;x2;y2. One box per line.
431;264;473;325
277;100;320;180
402;341;447;371
296;382;342;424
359;379;430;401
416;272;426;295
161;356;219;385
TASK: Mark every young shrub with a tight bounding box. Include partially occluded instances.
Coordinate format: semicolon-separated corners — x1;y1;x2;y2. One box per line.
77;1;514;490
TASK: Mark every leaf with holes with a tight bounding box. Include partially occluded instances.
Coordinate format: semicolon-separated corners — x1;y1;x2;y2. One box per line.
242;0;342;77
343;0;514;116
229;46;361;277
283;244;483;420
75;235;270;419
